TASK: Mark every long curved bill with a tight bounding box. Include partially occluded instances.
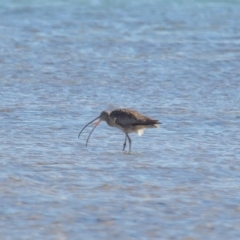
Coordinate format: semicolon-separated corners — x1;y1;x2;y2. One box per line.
78;116;102;146
85;118;102;146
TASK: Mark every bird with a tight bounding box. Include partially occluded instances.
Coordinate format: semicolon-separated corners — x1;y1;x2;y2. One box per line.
78;108;161;152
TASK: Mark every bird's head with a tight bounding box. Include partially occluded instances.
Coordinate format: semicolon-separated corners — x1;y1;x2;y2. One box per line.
99;111;110;122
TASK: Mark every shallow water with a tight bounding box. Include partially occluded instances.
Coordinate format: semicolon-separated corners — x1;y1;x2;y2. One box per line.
1;0;240;239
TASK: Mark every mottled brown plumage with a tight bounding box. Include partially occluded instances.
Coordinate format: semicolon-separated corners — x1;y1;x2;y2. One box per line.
78;108;161;152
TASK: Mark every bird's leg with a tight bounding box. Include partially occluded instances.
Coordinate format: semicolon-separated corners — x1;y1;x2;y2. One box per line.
126;133;131;152
123;134;127;151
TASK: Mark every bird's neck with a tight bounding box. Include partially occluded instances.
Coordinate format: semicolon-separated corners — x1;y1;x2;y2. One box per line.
106;116;115;127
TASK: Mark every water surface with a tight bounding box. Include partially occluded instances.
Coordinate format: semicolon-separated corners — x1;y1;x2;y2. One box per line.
0;0;240;239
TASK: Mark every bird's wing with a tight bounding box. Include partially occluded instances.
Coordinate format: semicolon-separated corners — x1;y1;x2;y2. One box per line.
110;109;158;127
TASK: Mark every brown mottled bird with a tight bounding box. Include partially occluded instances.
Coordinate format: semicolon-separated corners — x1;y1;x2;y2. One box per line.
78;108;161;152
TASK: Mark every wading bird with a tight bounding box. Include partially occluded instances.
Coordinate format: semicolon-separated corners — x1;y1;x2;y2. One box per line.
78;108;161;152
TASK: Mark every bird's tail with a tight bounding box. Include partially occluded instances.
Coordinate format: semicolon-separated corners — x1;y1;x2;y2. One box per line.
154;120;161;128
134;120;161;128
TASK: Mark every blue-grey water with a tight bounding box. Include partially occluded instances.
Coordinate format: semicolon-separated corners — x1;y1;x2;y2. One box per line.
1;0;240;239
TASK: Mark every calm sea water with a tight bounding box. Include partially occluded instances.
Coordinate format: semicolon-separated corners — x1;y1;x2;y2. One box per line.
0;0;240;239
